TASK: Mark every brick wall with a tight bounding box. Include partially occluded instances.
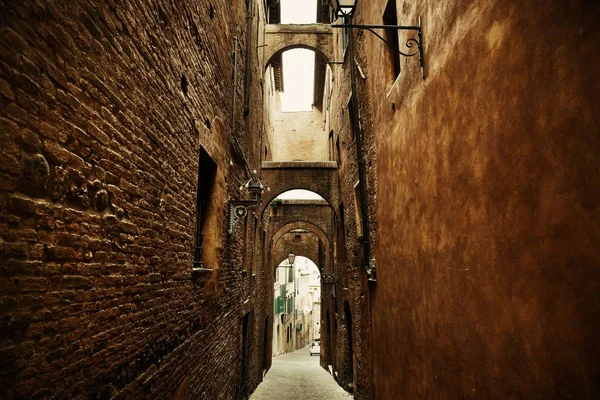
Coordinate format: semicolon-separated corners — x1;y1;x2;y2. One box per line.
0;0;269;398
324;12;378;395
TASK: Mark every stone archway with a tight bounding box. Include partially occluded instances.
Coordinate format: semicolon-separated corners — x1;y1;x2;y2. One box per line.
270;220;332;274
260;161;339;220
264;24;334;70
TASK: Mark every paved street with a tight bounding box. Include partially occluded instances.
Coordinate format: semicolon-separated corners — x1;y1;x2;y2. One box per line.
250;347;353;400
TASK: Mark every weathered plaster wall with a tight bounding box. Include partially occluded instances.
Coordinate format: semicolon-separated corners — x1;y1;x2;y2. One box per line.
360;0;600;398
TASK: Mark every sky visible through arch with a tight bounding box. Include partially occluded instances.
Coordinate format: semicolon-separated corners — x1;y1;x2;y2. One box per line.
279;0;317;112
276;189;324;200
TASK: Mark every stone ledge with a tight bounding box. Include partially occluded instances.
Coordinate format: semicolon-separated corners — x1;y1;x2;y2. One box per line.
265;24;332;34
262;161;337;169
276;199;329;205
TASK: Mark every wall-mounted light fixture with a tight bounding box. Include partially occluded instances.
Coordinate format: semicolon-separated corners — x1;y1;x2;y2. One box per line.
287;253;296;282
331;0;358;18
287;253;296;266
330;0;425;79
227;170;269;235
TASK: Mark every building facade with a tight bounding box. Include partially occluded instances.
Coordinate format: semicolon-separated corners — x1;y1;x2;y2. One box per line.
0;0;274;398
324;0;600;398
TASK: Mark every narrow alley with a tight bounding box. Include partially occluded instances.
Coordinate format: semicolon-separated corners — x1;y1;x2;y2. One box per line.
1;0;599;399
250;347;352;400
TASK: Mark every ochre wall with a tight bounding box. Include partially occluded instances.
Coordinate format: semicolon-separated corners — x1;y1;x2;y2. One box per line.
363;0;600;398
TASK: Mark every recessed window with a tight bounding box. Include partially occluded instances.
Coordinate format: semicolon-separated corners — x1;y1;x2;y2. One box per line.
193;147;217;268
181;74;189;96
383;0;401;84
354;181;364;238
347;96;357;141
328;131;334;161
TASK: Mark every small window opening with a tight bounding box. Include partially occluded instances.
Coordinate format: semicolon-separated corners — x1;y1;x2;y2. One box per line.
338;203;347;261
383;0;401;83
193;147;217;268
347;97;357;141
209;4;215;19
354;182;364;238
329;131;334;161
336;137;342;168
181;74;189;96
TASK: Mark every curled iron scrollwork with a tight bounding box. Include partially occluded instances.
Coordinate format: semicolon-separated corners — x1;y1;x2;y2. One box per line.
404;38;421;57
360;27;421;58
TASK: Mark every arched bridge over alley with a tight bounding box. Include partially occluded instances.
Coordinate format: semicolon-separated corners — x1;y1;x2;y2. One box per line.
264;24;334;68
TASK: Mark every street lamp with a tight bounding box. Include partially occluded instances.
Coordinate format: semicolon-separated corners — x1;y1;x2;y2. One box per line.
240;169;268;200
331;0;358;18
329;0;424;79
227;170;270;235
287;253;296;282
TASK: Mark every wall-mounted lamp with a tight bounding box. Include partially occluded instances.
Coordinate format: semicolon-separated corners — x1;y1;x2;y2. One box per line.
287;253;295;282
287;253;296;266
330;0;425;79
331;0;358;18
227;170;269;235
240;169;269;200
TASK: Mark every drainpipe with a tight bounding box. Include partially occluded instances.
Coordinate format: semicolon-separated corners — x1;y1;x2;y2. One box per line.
347;17;372;280
243;0;253;117
232;36;239;137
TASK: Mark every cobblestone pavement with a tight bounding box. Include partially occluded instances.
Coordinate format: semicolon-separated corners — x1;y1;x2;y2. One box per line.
250;346;353;400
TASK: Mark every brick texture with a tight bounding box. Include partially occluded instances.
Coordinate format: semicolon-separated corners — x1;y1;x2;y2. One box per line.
0;0;270;398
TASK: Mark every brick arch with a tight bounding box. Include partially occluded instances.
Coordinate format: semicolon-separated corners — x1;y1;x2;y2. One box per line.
271;215;329;245
259;161;339;221
270;220;332;274
272;253;320;271
264;24;334;71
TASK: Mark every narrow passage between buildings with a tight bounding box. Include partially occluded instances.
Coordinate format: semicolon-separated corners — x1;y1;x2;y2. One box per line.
250;347;353;400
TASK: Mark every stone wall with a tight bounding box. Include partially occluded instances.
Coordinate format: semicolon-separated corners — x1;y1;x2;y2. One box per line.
0;0;270;398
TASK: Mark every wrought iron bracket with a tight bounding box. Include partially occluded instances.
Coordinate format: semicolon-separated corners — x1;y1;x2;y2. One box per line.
227;200;259;235
331;17;425;79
